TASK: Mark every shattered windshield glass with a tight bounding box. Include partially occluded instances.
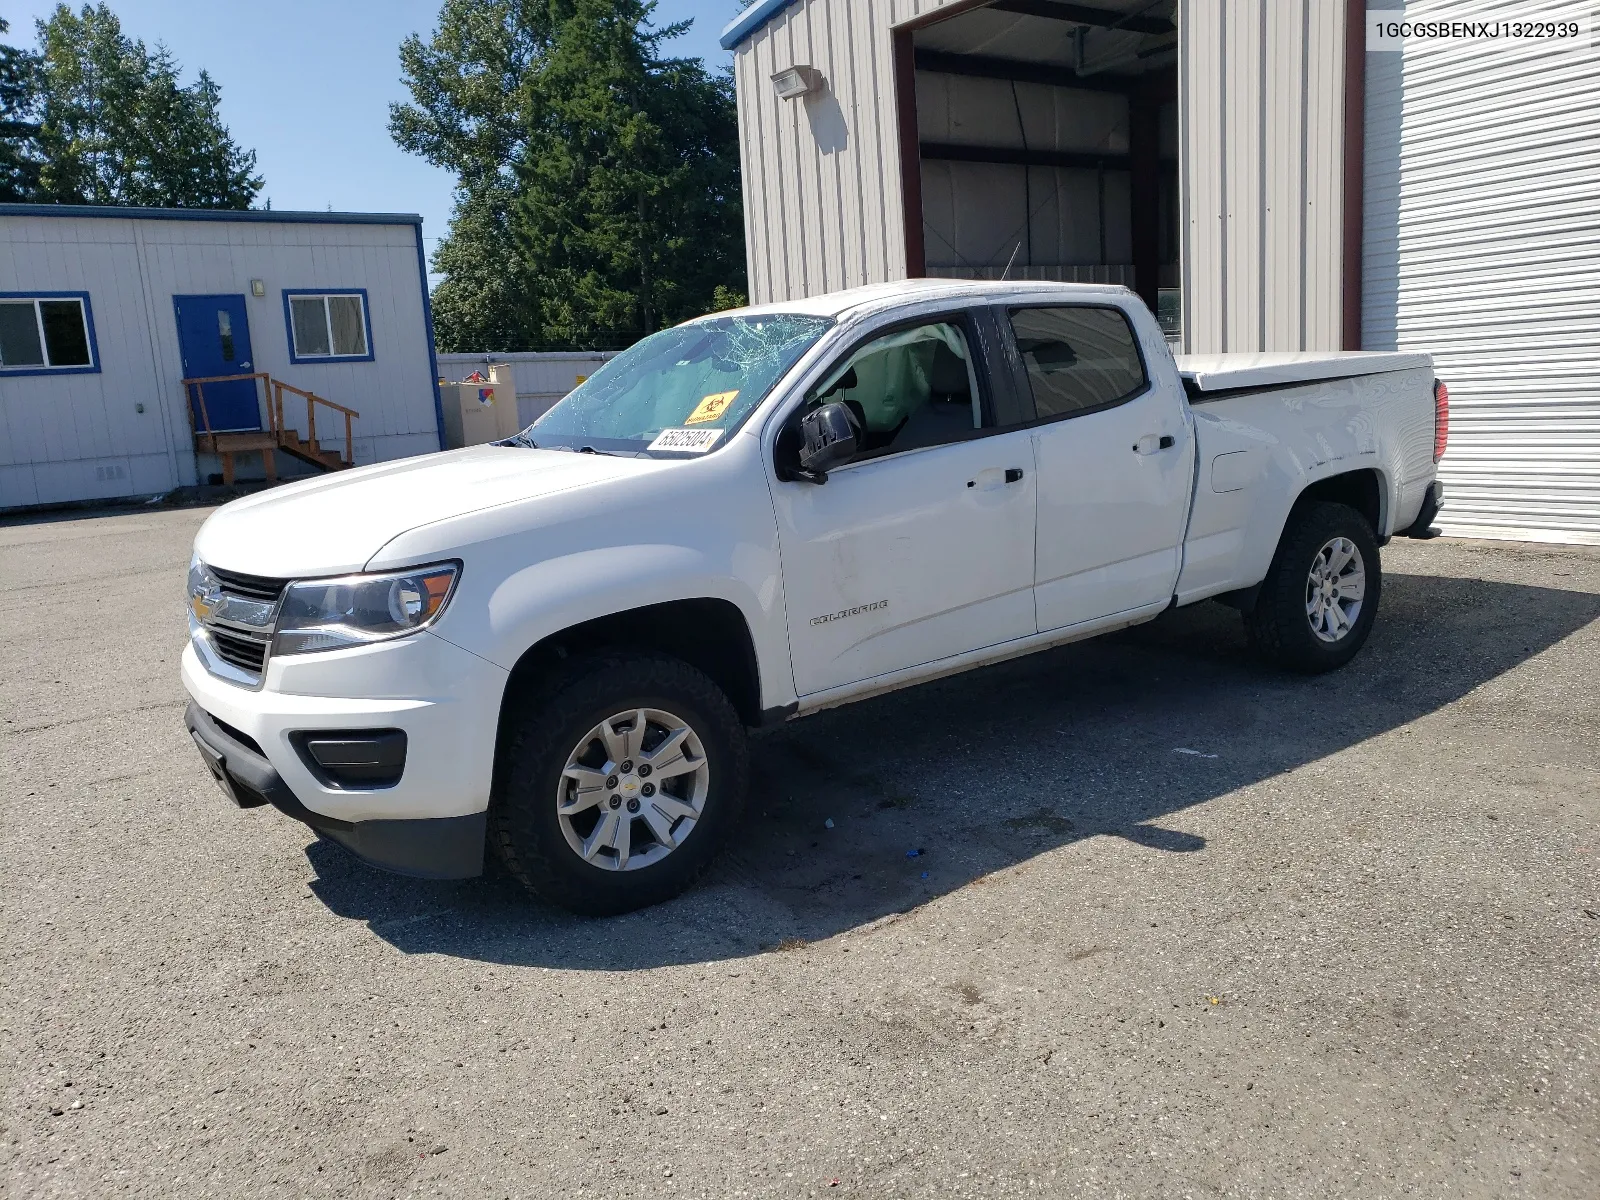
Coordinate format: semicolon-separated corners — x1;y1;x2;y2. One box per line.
522;313;834;456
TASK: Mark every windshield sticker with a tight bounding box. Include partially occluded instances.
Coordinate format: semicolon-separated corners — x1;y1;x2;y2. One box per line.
649;427;724;454
686;390;739;425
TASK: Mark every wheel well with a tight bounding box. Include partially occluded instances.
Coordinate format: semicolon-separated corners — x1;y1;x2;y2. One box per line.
1295;469;1382;535
501;598;763;728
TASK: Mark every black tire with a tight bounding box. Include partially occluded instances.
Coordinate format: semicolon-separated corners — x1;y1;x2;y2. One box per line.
491;652;748;916
1244;501;1382;673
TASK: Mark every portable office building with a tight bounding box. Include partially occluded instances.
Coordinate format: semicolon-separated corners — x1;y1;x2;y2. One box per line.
0;204;444;509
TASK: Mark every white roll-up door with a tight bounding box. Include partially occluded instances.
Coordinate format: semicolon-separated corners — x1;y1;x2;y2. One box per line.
1362;1;1600;544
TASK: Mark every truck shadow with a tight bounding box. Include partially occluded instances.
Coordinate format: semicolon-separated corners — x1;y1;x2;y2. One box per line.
303;570;1599;967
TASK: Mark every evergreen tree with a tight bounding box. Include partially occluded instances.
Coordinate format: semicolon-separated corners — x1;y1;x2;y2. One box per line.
0;18;44;200
31;3;261;208
513;0;744;348
393;0;745;352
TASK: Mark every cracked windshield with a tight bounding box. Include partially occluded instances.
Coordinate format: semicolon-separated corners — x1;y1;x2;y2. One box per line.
522;313;834;455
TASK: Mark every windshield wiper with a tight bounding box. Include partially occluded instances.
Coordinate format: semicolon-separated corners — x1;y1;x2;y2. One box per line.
504;438;626;457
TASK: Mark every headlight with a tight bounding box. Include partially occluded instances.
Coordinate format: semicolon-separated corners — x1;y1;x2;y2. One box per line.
273;563;460;655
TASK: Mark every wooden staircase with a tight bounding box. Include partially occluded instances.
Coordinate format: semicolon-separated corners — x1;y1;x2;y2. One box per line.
183;372;359;485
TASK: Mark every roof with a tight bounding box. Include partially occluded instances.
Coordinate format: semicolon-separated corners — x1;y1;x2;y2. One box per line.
0;202;423;226
722;278;1137;320
720;0;800;50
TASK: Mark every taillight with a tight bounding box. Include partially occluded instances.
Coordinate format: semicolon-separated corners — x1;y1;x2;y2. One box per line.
1433;379;1449;462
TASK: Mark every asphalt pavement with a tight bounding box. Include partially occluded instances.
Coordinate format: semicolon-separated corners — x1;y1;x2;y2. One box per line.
2;504;1597;1198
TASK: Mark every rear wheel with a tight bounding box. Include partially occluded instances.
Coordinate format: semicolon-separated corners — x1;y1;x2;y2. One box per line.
1244;501;1382;673
492;652;748;915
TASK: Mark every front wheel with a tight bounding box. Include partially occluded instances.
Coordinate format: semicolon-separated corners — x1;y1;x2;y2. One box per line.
1244;501;1382;673
491;652;749;915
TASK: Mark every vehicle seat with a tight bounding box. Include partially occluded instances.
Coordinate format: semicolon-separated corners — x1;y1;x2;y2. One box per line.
893;343;977;452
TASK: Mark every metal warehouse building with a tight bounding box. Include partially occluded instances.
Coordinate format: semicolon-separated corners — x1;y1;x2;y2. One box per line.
723;0;1599;544
0;204;444;509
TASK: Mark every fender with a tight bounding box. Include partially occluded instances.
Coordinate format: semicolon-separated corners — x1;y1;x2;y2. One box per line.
1174;366;1429;605
474;545;770;670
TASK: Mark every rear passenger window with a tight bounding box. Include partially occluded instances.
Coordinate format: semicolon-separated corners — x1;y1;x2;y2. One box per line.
1009;306;1147;419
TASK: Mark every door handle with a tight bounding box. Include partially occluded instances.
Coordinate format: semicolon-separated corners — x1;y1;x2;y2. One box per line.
1133;434;1178;455
966;467;1026;490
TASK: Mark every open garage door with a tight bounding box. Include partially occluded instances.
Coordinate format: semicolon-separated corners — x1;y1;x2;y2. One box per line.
904;1;1180;339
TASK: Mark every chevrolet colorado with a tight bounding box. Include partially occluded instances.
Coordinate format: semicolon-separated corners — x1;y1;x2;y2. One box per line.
183;280;1447;913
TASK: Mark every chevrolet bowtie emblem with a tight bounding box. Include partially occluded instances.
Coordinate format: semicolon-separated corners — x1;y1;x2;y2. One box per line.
191;580;223;623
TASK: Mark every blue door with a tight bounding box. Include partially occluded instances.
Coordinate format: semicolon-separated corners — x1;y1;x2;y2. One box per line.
174;294;259;432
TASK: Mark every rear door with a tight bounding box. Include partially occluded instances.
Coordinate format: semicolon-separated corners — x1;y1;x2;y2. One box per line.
1002;303;1195;631
174;294;258;432
770;309;1038;696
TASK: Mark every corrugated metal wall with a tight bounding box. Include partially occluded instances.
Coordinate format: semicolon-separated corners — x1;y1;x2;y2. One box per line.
1178;0;1349;353
734;0;966;304
0;213;440;508
1363;0;1600;545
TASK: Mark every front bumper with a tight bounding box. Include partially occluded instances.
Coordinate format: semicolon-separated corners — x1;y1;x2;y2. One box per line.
181;629;508;880
186;702;487;878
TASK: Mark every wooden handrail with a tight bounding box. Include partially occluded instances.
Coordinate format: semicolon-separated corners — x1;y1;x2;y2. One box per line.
181;370;359;467
191;380;211;437
274;378;359;464
183;372;268;443
182;371;270;386
276;378;359;416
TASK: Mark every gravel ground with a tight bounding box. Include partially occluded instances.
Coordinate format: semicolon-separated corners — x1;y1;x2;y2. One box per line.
2;505;1597;1199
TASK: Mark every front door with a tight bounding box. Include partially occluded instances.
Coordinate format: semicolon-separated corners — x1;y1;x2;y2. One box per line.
1004;303;1195;631
174;294;258;432
771;315;1039;697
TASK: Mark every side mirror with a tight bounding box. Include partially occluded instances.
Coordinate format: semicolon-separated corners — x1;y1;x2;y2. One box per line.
797;402;859;481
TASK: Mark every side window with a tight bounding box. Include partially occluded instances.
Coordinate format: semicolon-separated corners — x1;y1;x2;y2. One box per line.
284;290;372;362
0;294;96;373
1009;306;1147;420
810;321;980;461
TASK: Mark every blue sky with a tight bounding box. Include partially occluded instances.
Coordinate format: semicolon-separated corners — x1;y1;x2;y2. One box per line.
5;1;745;275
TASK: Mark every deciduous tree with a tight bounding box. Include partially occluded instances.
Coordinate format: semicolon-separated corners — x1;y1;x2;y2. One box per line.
29;3;261;208
391;0;556;351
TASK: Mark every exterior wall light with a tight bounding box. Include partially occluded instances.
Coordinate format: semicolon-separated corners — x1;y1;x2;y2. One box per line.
771;65;823;100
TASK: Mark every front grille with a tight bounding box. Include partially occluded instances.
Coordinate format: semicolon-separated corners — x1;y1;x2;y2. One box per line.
210;565;288;602
210;628;269;674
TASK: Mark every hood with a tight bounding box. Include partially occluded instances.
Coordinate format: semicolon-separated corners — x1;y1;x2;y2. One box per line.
193;444;647;577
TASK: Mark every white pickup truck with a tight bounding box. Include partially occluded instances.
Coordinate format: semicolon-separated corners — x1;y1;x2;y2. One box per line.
183;280;1447;913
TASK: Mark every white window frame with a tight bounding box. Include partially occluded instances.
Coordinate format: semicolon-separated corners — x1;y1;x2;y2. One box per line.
284;290;373;363
0;293;98;375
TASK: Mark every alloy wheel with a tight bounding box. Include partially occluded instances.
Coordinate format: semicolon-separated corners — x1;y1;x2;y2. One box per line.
554;707;710;871
1305;536;1367;642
